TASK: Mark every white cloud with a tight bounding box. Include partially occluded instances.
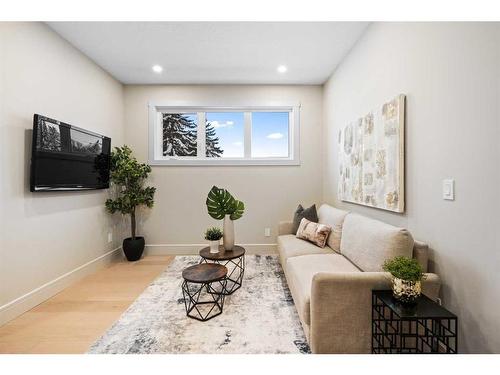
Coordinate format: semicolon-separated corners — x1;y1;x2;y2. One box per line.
210;120;234;129
266;132;284;139
233;141;243;147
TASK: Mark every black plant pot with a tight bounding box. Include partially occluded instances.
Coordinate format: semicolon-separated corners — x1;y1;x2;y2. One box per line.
122;236;145;262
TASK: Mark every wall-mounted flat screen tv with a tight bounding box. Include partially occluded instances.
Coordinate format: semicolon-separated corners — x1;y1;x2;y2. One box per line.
30;114;111;192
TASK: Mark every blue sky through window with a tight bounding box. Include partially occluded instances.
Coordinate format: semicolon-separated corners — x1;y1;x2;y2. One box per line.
182;111;290;158
206;112;244;158
251;112;289;157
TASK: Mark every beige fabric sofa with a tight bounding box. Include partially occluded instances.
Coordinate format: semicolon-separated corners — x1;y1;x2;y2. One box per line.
278;204;441;354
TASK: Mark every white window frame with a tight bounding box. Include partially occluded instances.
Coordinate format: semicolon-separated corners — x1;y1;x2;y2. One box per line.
148;102;300;166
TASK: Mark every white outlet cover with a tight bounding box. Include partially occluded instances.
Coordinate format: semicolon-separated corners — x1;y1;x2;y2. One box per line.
443;179;455;200
108;232;113;243
264;228;271;237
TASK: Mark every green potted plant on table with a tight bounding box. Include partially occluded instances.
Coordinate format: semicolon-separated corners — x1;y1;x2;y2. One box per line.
204;227;223;254
105;145;156;261
383;256;426;304
206;186;244;251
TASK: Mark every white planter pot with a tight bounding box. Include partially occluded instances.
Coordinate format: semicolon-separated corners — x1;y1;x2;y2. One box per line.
223;215;235;251
209;240;220;254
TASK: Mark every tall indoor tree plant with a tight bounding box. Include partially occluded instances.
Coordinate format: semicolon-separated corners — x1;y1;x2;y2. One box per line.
105;146;156;261
206;186;244;250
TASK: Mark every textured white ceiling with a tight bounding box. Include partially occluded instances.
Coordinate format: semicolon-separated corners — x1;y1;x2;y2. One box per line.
47;22;368;85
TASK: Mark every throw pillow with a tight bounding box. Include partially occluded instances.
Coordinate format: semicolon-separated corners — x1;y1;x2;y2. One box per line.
292;204;318;234
296;218;332;248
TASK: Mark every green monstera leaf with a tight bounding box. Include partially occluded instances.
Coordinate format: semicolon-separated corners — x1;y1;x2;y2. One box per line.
206;185;245;221
206;186;235;220
229;199;245;220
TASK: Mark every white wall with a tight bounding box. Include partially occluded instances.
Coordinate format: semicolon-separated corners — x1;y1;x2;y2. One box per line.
323;22;500;353
123;85;323;252
0;23;125;318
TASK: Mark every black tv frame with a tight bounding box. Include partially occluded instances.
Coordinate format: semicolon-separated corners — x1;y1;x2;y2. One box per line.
30;114;111;192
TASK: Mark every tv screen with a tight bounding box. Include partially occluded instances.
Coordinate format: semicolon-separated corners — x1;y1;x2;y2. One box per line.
30;114;111;192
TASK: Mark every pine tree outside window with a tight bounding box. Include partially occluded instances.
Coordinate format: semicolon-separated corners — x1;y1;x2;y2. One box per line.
162;113;198;157
205;112;244;158
205;120;223;157
148;103;300;166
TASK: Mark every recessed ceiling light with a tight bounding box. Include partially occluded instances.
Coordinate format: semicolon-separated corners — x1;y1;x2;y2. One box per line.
277;65;288;73
152;65;163;73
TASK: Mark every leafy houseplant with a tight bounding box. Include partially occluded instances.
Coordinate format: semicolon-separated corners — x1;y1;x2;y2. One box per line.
206;186;244;250
204;227;223;254
383;256;426;304
105;146;156;261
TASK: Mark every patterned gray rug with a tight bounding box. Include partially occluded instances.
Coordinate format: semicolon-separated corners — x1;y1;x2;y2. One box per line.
88;255;310;354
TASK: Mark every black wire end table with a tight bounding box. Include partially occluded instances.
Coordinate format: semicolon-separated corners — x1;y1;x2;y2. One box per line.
182;263;228;322
199;245;245;295
372;290;457;354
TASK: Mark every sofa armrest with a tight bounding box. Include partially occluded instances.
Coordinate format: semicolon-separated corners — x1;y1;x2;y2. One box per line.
413;240;429;273
309;272;441;354
278;221;294;236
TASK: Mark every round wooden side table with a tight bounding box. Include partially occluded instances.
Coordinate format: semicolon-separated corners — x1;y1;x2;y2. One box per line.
199;245;245;295
181;263;228;322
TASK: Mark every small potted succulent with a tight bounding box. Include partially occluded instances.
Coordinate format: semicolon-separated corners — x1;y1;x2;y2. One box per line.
383;256;426;304
205;227;223;254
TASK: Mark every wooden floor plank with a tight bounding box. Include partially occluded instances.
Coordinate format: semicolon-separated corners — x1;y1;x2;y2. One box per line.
0;255;173;354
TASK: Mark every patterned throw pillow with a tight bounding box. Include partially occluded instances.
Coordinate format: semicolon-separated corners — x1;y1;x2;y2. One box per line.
296;218;332;248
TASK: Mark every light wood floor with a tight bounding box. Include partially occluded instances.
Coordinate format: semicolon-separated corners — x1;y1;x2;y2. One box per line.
0;255;174;354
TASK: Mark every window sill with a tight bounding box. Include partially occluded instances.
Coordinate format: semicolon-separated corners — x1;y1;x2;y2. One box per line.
148;158;300;166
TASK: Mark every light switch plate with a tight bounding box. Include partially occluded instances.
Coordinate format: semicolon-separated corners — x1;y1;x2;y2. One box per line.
443;179;455;200
264;228;271;237
107;232;113;243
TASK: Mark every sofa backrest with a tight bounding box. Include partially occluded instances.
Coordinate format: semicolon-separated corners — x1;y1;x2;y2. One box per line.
340;213;414;272
317;204;349;252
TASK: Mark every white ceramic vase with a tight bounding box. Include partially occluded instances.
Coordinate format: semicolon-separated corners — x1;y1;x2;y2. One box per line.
223;215;234;251
209;240;220;254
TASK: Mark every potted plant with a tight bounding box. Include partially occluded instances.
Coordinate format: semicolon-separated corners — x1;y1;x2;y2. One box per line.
206;186;244;251
105;146;156;261
205;227;223;254
383;256;426;304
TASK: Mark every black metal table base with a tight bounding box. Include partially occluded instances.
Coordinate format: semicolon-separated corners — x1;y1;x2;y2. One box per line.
182;278;227;322
372;291;457;354
200;256;245;295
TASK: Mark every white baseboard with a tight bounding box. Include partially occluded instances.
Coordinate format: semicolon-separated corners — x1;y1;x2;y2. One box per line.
0;246;122;327
145;243;277;255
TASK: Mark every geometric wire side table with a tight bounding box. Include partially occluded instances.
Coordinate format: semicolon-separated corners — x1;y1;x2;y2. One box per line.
182;263;228;322
372;290;457;354
199;245;245;295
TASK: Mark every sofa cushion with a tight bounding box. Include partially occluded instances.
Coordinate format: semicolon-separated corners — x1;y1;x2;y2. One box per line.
286;254;361;325
296;218;332;248
277;235;334;267
317;204;349;252
340;213;414;271
292;204;318;234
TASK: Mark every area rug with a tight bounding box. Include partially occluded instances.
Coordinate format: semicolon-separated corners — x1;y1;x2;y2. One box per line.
88;255;310;354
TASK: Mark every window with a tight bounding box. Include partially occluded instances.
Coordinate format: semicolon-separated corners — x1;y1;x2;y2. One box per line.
206;112;244;158
251;112;289;158
149;103;299;166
